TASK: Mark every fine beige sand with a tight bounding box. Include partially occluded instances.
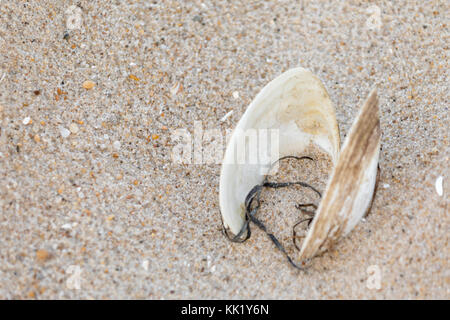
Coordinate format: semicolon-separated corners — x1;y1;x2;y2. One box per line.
0;1;448;299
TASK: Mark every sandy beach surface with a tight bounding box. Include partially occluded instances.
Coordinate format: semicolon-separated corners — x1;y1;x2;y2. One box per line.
0;0;448;299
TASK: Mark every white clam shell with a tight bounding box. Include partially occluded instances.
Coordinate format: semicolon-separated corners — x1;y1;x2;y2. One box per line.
219;67;380;262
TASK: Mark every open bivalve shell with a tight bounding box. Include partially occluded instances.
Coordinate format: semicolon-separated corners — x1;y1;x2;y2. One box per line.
219;67;380;265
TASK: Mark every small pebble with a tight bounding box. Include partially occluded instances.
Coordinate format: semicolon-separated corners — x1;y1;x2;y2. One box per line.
142;260;149;271
61;223;72;230
383;183;390;188
36;249;51;262
232;91;240;99
435;176;443;196
60;127;71;138
69;123;79;134
23;117;31;125
82;80;96;90
193;15;203;23
170;82;182;96
220;110;234;122
113;140;121;150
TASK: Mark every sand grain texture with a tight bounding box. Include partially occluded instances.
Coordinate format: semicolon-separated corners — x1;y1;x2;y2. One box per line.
0;0;448;299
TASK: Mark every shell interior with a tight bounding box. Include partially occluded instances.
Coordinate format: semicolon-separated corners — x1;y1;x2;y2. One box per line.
220;67;340;235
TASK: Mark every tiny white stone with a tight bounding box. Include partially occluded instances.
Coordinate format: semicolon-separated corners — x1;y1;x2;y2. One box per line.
232;91;239;99
435;176;443;196
61;223;72;230
69;123;79;134
142;260;149;271
211;265;216;272
383;183;390;188
170;82;181;96
60;127;70;138
23;117;31;125
113;140;121;150
220;110;234;122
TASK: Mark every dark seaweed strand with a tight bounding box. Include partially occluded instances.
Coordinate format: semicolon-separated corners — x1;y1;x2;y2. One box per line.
245;179;321;270
221;156;321;270
292;203;318;250
221;156;316;242
293;217;314;251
